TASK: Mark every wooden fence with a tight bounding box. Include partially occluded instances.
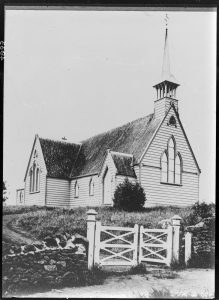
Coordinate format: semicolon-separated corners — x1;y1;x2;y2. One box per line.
86;210;192;269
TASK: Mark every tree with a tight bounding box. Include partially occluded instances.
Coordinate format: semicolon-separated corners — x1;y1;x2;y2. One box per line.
113;178;146;211
3;181;8;203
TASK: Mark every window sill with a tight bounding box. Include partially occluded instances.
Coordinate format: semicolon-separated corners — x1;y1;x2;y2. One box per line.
160;182;182;187
30;190;40;194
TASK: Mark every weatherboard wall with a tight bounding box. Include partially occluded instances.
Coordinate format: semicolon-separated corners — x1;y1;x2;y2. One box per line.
24;137;47;206
70;175;102;207
141;106;199;206
154;97;178;120
46;178;70;207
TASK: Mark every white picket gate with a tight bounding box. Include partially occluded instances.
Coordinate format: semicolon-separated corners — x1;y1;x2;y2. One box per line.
139;226;173;266
86;210;182;270
94;222;138;266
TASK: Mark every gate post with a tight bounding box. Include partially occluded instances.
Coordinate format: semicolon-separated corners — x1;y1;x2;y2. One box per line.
185;231;192;267
87;209;97;270
171;215;182;263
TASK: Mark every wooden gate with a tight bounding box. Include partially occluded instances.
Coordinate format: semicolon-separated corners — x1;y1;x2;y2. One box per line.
87;210;181;269
94;222;138;266
139;226;173;266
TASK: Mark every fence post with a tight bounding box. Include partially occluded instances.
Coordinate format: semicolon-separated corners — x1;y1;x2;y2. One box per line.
171;215;182;263
166;225;173;266
185;231;192;267
87;209;97;270
94;221;101;266
139;225;143;264
133;224;139;266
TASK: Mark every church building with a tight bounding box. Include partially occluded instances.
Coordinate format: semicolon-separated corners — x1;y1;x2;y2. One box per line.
22;26;201;208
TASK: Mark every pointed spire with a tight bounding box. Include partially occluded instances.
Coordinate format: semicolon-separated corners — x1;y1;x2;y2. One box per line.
160;15;177;83
161;28;171;80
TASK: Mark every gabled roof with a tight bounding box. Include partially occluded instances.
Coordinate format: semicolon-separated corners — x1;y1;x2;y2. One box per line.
70;113;160;177
39;138;81;179
111;151;136;178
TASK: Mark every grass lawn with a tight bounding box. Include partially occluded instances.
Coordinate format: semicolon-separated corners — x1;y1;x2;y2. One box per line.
4;205;195;240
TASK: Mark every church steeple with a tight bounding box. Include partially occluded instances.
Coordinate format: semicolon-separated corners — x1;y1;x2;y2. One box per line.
153;15;180;119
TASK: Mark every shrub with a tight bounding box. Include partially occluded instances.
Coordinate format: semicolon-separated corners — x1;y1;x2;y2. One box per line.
185;201;215;226
113;178;146;211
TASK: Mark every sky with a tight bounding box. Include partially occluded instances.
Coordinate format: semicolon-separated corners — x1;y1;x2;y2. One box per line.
3;8;216;205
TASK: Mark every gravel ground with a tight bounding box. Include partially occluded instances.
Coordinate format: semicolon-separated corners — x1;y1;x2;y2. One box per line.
24;268;214;298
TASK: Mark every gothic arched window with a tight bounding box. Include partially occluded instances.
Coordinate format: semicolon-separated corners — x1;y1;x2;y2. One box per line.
175;154;182;184
75;181;79;198
89;177;94;196
29;162;40;193
36;168;40;191
160;136;182;185
161;152;168;183
30;169;33;192
168;138;175;184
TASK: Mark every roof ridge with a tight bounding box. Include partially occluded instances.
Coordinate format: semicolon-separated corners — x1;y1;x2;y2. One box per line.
111;151;133;157
80;113;154;144
39;137;82;146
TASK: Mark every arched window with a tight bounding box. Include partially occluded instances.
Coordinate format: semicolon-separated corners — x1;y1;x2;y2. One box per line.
89;178;94;196
29;163;40;193
32;163;36;192
36;168;40;191
75;181;79;198
33;150;38;158
168;138;175;184
30;169;33;192
175;154;182;184
160;136;183;185
161;152;168;183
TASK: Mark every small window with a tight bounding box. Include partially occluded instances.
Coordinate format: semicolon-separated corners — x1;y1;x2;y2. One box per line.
89;178;94;196
36;168;40;191
33;150;38;158
75;181;79;198
29;169;33;192
168;115;177;127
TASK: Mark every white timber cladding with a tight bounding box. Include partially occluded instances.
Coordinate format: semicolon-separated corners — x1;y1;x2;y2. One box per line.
141;107;199;206
141;167;198;206
99;152;117;205
24;137;47;206
70;175;102;207
46;178;70;207
154;98;178;120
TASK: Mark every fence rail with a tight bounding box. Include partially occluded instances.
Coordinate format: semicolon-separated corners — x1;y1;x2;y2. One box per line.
86;210;187;270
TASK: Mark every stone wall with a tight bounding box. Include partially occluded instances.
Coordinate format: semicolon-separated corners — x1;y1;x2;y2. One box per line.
183;217;215;268
3;248;88;296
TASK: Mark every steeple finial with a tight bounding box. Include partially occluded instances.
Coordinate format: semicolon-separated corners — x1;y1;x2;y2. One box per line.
165;13;169;29
162;14;171;81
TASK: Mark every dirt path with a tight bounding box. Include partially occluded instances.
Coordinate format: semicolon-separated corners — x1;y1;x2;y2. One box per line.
3;214;40;245
24;269;214;298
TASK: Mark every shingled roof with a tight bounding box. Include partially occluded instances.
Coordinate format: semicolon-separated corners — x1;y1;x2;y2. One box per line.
39;113;160;179
111;152;136;178
39;138;81;179
71;113;160;177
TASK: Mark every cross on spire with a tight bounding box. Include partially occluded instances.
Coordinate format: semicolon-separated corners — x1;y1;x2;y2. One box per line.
164;13;169;28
